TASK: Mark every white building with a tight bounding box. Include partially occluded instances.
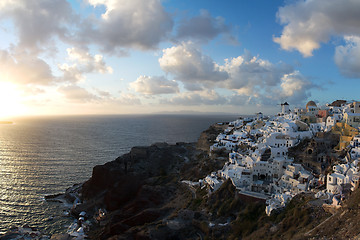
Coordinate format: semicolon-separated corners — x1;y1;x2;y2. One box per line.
310;122;326;133
205;173;224;192
205;101;357;214
281;102;290;114
327;173;345;194
344;112;360;128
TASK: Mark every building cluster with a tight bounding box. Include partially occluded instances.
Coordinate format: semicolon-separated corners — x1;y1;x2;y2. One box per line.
326;134;360;194
203;100;360;216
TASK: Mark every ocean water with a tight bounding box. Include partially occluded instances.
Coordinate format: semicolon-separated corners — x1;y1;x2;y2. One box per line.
0;114;237;235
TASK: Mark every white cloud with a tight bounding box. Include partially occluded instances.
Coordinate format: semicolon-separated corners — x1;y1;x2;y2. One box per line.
0;0;75;52
0;0;173;54
58;84;99;102
58;47;113;83
176;9;234;43
221;51;294;95
67;47;113;74
58;63;85;83
335;36;360;78
228;94;257;106
96;89;112;98
130;76;179;95
278;71;313;102
220;52;312;105
59;84;142;105
83;0;173;52
116;93;141;105
157;45;313;105
0;49;55;85
274;0;360;57
159;42;228;89
194;50;311;105
162;90;227;106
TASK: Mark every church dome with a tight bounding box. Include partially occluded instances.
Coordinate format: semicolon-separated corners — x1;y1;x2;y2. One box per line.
306;101;317;111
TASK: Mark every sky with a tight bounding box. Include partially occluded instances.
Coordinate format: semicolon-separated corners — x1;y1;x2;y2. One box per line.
0;0;359;117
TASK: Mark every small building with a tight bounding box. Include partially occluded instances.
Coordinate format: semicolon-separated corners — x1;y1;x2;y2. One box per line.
281;102;290;114
327;173;346;194
256;112;264;120
205;174;224;192
343;112;360;128
317;109;329;119
306;101;318;117
350;101;360;114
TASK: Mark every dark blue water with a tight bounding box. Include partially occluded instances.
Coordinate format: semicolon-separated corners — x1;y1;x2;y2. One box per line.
0;114;237;235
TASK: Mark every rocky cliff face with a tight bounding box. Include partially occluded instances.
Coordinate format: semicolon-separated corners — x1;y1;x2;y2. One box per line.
288;132;340;174
75;141;201;239
72;125;360;240
196;123;227;152
72;124;233;239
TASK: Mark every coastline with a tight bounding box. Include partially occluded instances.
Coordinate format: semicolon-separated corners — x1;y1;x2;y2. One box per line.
50;122;228;239
0;114;236;238
3;109;360;239
63;107;360;239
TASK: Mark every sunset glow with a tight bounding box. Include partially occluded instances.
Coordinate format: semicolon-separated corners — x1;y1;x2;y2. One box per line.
0;0;359;116
0;82;26;118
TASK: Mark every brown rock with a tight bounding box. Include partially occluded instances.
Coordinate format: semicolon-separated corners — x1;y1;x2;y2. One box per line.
50;233;70;240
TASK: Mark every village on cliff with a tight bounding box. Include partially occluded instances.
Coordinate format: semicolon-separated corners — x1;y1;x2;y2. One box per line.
193;100;360;216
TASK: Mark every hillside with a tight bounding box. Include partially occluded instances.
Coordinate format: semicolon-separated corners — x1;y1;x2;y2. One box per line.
56;124;360;240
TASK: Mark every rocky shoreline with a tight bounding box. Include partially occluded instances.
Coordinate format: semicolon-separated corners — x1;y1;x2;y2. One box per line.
61;123;226;239
22;123;224;239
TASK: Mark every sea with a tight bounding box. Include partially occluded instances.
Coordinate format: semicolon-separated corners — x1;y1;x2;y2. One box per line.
0;114;238;235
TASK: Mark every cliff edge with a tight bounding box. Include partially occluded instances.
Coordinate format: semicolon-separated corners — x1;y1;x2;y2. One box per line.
69;124;360;240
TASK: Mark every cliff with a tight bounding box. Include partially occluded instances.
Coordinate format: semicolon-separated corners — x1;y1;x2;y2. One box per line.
69;124;360;240
196;123;227;152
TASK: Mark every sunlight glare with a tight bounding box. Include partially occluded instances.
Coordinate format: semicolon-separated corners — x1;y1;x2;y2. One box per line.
0;82;26;118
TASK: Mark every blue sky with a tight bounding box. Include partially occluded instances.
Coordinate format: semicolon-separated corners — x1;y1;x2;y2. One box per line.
0;0;359;117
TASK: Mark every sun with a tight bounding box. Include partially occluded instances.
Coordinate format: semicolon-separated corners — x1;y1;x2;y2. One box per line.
0;82;26;119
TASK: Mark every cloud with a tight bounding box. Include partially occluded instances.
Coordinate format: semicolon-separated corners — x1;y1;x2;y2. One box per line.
130;76;179;95
334;36;360;78
278;71;313;103
274;0;360;57
83;0;173;52
0;0;173;54
58;85;99;102
159;42;228;90
228;94;257;106
176;9;235;43
58;47;113;83
162;90;228;106
221;51;294;95
59;84;142;105
116;93;141;105
96;89;112;98
58;63;84;83
158;44;305;102
66;48;113;73
0;49;55;85
222;57;312;105
0;0;75;52
158;45;312;105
